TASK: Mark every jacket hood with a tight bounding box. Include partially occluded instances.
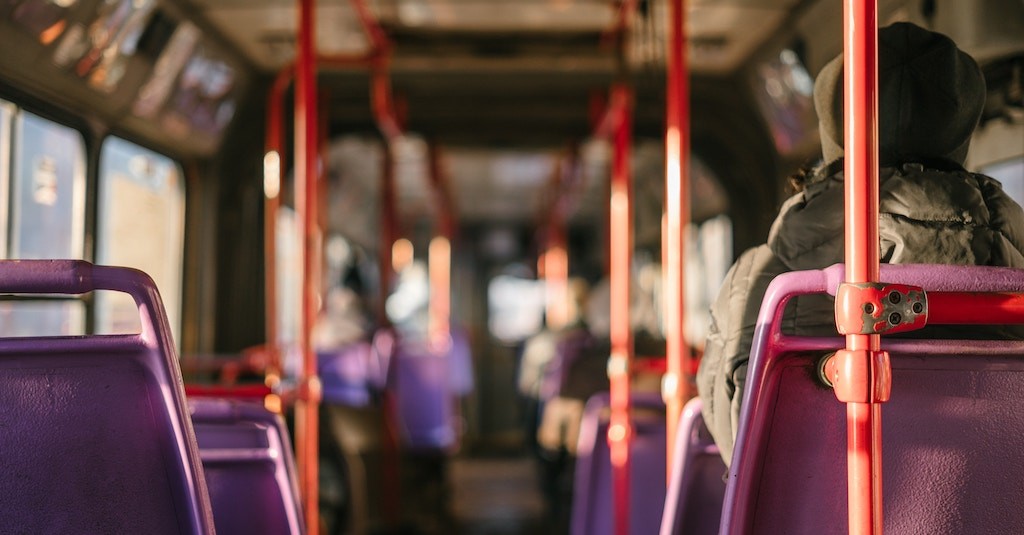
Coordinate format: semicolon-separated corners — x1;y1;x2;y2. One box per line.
814;22;986;165
768;162;1024;271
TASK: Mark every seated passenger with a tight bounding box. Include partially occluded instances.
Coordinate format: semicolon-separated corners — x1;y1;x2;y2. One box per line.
697;22;1024;465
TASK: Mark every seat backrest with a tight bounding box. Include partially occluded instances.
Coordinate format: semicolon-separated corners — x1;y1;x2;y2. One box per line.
659;397;726;535
571;392;667;535
0;260;214;534
723;263;1024;534
393;339;456;450
448;327;474;396
190;397;305;535
318;341;374;407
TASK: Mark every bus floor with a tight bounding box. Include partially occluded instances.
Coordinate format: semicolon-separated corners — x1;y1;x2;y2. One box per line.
449;455;551;535
320;451;559;534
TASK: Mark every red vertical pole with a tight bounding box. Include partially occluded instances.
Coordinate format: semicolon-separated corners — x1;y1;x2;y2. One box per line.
295;0;321;532
842;2;883;534
663;0;691;473
427;143;453;349
544;155;570;330
379;148;396;326
607;84;633;535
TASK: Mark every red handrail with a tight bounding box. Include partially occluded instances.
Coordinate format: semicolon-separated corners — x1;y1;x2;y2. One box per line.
262;3;401;531
605;84;634;535
294;1;322;533
663;0;691;474
928;293;1024;324
837;2;885;534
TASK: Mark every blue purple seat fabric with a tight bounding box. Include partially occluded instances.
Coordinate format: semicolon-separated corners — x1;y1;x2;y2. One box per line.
723;263;1024;534
393;339;458;450
570;392;667;535
318;342;376;407
0;260;214;534
391;331;475;451
658;397;726;535
190;397;305;535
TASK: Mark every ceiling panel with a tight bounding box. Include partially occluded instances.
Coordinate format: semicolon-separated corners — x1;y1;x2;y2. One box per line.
200;1;370;70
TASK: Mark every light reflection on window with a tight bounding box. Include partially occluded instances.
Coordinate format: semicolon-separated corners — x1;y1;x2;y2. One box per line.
753;48;817;155
51;0;155;92
7;0;79;44
134;21;200;118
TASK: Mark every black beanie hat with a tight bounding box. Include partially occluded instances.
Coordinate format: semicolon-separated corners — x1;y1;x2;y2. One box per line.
814;22;986;165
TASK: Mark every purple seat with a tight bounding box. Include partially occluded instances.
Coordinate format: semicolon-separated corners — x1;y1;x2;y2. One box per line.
724;263;1024;534
571;392;667;535
0;260;214;533
318;342;374;407
659;397;726;535
539;328;593;402
189;398;305;535
393;340;456;450
448;328;474;396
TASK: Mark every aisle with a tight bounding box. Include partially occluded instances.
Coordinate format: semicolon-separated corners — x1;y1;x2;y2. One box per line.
449;456;549;535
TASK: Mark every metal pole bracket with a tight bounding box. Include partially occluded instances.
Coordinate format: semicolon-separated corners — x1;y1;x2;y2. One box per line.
835;282;927;335
825;349;892;403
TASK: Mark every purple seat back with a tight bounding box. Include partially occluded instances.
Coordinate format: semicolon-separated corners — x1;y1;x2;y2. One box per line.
393;341;456;450
448;328;474;396
659;397;726;535
539;328;592;401
190;398;305;535
0;260;214;534
318;342;374;407
724;264;1024;534
571;392;667;535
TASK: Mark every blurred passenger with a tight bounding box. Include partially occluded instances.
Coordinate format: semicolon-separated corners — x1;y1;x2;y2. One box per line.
517;278;590;401
697;22;1024;465
314;264;385;535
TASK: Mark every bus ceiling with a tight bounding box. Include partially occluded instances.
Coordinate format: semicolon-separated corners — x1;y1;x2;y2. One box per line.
1;1;1021;154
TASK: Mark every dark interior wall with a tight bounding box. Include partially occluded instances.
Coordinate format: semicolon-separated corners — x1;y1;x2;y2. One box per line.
690;77;781;255
211;82;269;353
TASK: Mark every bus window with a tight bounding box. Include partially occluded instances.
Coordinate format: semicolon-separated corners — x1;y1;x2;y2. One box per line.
0;101;10;257
0;300;85;337
487;270;546;345
685;214;733;346
982;157;1024;206
277;206;301;375
95;136;185;346
9;110;86;260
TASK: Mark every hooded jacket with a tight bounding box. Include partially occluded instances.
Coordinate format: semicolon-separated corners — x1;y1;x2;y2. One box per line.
696;22;1024;465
